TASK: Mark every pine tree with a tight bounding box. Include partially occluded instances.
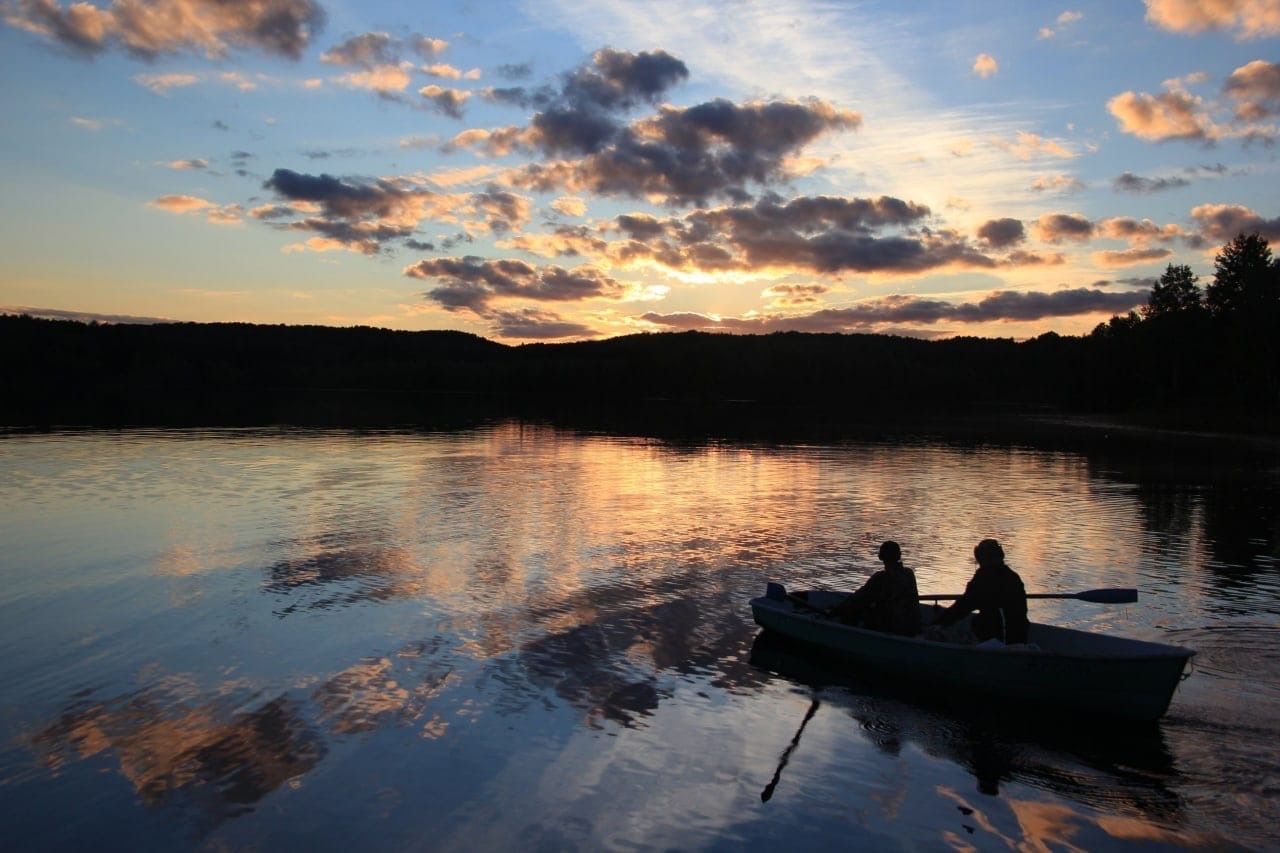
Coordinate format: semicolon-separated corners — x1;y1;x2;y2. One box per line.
1206;233;1276;317
1142;264;1202;319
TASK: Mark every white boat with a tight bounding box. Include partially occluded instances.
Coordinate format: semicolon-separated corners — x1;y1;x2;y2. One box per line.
750;585;1195;721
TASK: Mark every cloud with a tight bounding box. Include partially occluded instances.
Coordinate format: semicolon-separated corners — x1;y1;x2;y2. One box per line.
1031;174;1084;192
639;287;1149;333
419;85;472;118
4;0;325;60
972;53;998;78
441;126;527;156
496;61;532;80
1039;9;1083;38
512;97;861;205
399;135;439;150
403;256;627;314
148;193;241;224
1112;171;1192;193
976;218;1025;248
1224;60;1280;119
1190;202;1280;242
555;194;1003;277
320;32;399;67
469;186;532;233
1093;247;1174;266
133;72;200;94
69;115;102;130
1107;89;1216;141
1096;216;1185;243
762;283;829;307
335;63;414;94
409;35;447;57
422;63;481;81
162;158;209;170
1144;0;1280;39
487;307;596;339
422;164;501;187
1004;250;1066;266
148;194;214;213
1033;213;1094;242
261;168;469;254
994;131;1076;160
1;305;171;324
551;196;587;217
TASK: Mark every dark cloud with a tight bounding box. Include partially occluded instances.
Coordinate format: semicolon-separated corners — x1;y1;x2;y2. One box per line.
561;48;689;113
230;150;253;160
1096;216;1183;243
1033;213;1094;243
1190;203;1280;243
419;85;471;119
495;61;533;81
583;194;993;275
762;283;829;306
470;186;531;232
488;307;595;339
640;287;1149;333
320;32;398;67
1224;60;1280;120
513;97;860;204
481;86;545;108
404;239;435;251
212;119;230;131
320;31;448;67
440;231;474;250
1112;171;1191;193
976;217;1025;248
259;168;467;254
403;256;627;313
1004;250;1065;266
1;305;170;324
5;0;325;60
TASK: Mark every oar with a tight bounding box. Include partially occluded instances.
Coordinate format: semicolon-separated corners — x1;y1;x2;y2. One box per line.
918;587;1137;604
760;696;820;803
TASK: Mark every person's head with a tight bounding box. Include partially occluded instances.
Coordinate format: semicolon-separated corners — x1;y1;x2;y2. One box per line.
974;538;1004;568
878;540;902;565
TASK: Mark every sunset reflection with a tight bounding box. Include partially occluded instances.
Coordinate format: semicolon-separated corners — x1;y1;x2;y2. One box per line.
2;428;1277;848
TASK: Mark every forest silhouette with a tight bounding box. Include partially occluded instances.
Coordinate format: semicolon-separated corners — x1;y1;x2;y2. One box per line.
3;233;1276;432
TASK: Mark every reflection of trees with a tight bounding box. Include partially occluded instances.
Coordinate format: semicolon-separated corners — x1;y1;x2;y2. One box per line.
31;686;323;829
1199;480;1280;584
748;632;1182;817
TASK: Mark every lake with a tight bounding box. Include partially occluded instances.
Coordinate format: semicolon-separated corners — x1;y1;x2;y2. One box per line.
1;425;1277;850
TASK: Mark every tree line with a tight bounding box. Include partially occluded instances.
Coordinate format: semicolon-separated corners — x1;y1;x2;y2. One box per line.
2;233;1276;430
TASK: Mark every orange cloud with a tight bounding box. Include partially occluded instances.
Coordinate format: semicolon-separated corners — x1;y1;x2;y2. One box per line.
1145;0;1280;39
972;53;998;78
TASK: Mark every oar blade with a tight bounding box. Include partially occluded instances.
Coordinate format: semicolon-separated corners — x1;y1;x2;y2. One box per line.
1074;587;1138;604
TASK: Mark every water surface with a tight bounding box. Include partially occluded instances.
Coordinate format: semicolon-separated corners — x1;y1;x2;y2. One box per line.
1;426;1277;849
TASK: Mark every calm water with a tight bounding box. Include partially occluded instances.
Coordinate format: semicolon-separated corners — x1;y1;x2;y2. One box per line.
1;426;1278;850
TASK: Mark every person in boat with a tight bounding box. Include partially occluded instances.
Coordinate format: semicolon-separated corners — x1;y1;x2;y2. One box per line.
931;539;1029;644
828;541;922;636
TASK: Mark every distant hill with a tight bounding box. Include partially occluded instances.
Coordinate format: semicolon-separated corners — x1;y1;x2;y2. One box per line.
1;313;1273;430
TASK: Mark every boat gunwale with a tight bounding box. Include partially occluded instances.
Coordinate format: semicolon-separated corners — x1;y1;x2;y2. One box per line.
750;595;1197;663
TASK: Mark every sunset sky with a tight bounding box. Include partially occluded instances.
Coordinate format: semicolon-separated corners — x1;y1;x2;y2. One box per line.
2;0;1279;341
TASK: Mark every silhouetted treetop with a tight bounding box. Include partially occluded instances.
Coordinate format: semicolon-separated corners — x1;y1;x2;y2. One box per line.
1143;264;1202;319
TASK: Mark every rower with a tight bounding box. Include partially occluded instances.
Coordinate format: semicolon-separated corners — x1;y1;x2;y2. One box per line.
931;539;1029;645
829;541;921;636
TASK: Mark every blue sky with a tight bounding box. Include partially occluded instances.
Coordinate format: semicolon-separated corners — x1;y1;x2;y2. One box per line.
2;0;1278;340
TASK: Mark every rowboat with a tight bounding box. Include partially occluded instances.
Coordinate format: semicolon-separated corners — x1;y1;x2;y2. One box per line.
750;585;1195;721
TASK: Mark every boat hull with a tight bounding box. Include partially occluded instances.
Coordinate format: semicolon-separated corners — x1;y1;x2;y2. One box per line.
750;594;1194;721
